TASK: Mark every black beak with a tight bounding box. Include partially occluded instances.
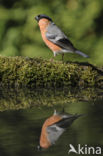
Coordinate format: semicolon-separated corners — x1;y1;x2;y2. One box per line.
37;145;42;151
35;16;39;22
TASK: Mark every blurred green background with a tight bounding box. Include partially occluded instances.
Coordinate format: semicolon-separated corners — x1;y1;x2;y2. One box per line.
0;0;103;65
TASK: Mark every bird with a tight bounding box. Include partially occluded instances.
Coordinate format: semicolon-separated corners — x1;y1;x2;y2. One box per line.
35;14;89;61
38;110;82;149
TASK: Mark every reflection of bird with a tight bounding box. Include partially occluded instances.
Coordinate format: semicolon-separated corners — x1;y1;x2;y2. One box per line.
35;14;89;61
39;110;82;149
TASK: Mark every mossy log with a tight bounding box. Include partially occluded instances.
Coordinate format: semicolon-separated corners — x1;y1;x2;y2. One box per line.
0;56;103;88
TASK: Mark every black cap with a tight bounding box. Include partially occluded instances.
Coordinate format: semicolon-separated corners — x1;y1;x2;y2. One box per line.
35;14;52;22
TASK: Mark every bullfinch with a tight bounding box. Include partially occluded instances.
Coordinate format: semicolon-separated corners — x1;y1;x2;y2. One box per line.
35;14;89;61
38;110;82;149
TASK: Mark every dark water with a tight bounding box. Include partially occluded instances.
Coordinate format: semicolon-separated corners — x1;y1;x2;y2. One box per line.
0;88;103;156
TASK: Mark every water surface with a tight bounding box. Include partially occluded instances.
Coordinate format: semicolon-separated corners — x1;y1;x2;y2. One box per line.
0;88;103;156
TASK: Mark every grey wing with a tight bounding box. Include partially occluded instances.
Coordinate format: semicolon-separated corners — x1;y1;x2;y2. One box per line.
46;124;65;145
46;23;75;51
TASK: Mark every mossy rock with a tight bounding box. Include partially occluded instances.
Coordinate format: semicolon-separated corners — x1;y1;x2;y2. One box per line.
0;56;103;88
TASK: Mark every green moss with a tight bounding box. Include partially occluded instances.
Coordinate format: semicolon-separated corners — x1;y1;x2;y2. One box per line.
0;56;103;88
0;87;103;111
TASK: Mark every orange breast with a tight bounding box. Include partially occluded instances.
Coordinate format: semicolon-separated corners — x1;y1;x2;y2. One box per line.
38;19;61;52
40;115;62;148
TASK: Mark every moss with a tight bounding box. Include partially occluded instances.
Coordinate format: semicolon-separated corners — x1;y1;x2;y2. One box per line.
0;87;103;111
0;56;103;88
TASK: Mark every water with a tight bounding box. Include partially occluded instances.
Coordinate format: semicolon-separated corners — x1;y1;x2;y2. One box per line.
0;88;103;156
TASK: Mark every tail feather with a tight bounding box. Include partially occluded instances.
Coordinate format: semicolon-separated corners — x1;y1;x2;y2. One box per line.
75;50;89;58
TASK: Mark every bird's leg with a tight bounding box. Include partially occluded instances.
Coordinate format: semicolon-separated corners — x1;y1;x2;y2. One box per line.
53;109;57;115
50;57;54;62
61;105;66;113
50;52;56;62
62;53;64;61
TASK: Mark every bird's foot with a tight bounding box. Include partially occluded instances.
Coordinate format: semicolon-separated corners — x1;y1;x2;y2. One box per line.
50;58;54;62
